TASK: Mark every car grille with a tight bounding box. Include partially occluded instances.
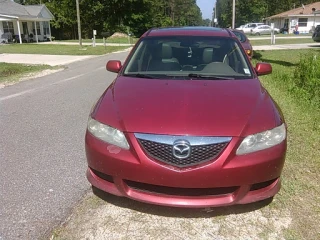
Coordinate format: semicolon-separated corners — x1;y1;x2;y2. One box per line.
135;134;231;168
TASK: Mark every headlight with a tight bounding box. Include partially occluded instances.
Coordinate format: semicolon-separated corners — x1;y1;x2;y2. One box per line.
236;123;286;155
87;117;130;150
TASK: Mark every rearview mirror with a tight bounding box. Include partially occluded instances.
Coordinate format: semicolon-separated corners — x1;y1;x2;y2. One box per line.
255;62;272;76
106;60;122;73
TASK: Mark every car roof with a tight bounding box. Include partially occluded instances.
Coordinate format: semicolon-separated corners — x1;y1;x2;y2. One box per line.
141;27;233;38
245;23;264;25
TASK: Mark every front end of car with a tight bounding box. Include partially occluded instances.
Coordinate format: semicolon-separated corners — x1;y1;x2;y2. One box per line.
85;28;287;208
85;115;286;207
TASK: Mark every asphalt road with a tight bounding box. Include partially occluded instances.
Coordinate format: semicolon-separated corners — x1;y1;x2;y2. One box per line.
0;51;128;240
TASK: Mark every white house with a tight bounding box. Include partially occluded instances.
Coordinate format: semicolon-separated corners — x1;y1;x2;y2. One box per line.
0;0;54;44
265;2;320;34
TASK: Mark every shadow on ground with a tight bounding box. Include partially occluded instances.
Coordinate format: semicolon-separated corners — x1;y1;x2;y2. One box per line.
92;187;273;218
308;44;320;47
253;51;298;67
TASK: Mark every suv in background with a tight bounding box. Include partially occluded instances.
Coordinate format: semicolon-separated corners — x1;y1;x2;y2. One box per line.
312;25;320;42
236;23;264;33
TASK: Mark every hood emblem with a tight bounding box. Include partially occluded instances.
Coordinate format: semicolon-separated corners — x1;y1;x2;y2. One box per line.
172;140;191;159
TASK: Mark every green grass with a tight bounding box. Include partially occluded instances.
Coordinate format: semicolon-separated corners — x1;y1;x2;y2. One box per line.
248;33;312;38
0;62;55;84
251;37;315;46
252;49;320;239
0;44;130;55
58;36;138;44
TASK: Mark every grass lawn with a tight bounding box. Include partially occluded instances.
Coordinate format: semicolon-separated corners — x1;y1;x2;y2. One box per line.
0;62;55;84
252;49;320;239
59;36;138;44
0;44;130;55
248;33;312;38
251;37;315;46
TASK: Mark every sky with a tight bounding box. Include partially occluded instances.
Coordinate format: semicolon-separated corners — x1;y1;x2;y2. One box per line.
197;0;215;20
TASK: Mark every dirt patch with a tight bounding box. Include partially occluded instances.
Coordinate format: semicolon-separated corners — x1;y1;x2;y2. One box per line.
51;192;292;240
0;68;63;89
110;32;129;38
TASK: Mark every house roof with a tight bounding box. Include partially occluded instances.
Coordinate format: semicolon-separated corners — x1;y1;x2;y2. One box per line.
0;0;30;17
266;1;320;19
0;0;53;20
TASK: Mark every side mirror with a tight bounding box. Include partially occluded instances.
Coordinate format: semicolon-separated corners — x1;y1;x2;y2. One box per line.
106;60;122;73
255;62;272;76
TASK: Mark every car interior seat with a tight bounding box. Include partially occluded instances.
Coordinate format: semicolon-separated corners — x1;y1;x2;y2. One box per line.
196;48;214;71
147;43;181;71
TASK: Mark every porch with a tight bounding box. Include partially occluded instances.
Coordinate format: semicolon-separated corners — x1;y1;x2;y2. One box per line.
0;17;52;44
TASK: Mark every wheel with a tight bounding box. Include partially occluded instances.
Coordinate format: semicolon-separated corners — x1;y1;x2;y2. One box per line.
255;32;260;36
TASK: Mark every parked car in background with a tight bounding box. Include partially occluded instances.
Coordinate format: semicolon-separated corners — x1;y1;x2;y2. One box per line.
236;23;264;34
85;26;287;208
251;25;279;35
312;25;320;42
231;29;253;58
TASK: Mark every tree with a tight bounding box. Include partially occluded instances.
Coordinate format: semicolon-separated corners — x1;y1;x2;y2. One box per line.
18;0;206;39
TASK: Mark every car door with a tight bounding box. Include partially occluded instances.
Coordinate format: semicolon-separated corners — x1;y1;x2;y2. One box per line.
265;26;271;35
255;26;262;35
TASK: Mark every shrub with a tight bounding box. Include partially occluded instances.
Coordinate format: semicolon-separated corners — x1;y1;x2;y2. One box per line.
293;53;320;107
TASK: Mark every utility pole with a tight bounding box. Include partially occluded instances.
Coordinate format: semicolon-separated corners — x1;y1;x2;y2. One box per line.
76;0;82;47
232;0;235;28
214;0;217;27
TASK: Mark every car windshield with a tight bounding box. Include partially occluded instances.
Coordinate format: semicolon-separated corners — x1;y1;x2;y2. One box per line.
123;36;253;80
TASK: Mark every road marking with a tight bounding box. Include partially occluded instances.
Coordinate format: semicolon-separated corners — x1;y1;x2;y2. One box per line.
0;73;85;101
53;74;85;84
0;89;36;101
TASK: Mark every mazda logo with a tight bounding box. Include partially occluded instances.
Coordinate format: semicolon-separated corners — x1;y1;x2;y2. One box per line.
172;140;191;159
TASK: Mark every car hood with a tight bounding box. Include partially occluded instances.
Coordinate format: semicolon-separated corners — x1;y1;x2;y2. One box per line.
94;76;278;137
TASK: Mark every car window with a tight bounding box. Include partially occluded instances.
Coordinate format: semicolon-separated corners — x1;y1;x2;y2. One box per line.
123;36;253;80
232;31;246;43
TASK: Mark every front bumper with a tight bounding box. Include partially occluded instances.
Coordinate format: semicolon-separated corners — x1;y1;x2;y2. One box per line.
85;132;286;208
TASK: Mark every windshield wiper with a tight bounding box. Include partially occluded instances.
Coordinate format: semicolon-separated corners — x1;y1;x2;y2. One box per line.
124;73;157;79
188;73;235;80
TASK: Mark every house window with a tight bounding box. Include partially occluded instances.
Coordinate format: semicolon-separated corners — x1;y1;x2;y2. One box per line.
298;18;308;27
43;22;50;35
2;21;14;35
32;22;41;35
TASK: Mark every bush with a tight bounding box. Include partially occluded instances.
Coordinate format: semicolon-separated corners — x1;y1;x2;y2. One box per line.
293;53;320;106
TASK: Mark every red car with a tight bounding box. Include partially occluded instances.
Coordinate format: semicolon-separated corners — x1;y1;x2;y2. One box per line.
85;27;287;208
231;29;253;58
